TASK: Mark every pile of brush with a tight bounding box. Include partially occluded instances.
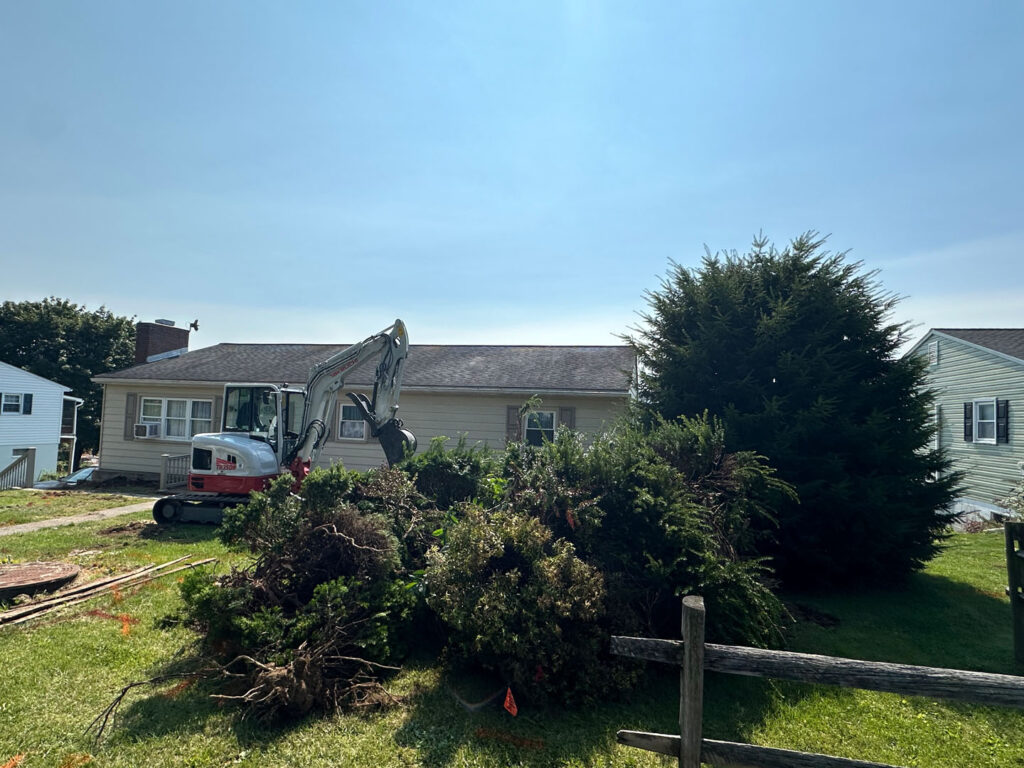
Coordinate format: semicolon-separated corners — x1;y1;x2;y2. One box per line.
177;466;436;720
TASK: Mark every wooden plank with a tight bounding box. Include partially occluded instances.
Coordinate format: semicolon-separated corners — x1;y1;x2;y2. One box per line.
680;596;705;768
703;643;1024;708
3;558;216;627
0;557;191;623
616;731;904;768
611;636;1024;708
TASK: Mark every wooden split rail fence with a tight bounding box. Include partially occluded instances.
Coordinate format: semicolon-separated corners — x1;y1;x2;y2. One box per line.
1007;522;1024;664
612;595;1024;768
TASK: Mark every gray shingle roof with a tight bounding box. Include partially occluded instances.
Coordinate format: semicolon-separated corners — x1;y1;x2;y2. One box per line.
95;344;635;394
935;329;1024;363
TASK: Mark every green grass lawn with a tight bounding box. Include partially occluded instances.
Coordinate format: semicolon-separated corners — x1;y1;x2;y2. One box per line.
0;489;151;527
0;523;1021;768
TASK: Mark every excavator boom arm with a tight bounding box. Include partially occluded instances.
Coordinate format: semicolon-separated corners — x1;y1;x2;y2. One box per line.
288;319;415;470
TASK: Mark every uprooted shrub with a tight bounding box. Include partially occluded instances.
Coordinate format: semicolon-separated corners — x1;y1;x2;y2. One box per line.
499;413;793;647
425;506;641;705
179;465;434;720
424;413;790;706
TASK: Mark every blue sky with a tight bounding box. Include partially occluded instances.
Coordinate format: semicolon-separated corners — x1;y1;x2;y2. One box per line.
2;1;1022;350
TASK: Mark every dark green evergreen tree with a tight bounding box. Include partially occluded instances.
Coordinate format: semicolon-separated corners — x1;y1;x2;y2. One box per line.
631;233;959;588
0;298;135;463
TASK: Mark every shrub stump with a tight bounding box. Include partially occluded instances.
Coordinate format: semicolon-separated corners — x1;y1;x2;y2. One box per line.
0;562;80;602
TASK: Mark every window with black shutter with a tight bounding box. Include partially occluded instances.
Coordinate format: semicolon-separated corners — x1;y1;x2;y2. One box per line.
965;398;1008;445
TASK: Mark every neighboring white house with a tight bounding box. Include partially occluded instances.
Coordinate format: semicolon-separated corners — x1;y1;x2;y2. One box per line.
93;342;636;480
0;361;82;482
906;328;1024;519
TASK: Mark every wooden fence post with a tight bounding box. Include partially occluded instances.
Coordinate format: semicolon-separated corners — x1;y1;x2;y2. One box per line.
1007;522;1024;665
680;595;705;768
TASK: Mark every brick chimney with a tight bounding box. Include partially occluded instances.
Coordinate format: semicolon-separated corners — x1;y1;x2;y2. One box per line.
135;319;190;364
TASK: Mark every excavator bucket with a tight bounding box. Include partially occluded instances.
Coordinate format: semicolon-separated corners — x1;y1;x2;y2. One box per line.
378;420;416;466
346;392;416;466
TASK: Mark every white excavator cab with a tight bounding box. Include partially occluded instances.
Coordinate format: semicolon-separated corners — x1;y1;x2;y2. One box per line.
153;319;413;525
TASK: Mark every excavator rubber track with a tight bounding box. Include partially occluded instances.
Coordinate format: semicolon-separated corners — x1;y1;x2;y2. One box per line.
152;493;250;525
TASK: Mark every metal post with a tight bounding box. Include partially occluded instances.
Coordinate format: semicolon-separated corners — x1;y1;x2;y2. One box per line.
680;595;705;768
159;454;170;492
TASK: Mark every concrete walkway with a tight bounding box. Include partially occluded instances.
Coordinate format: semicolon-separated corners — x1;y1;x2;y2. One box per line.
0;500;157;537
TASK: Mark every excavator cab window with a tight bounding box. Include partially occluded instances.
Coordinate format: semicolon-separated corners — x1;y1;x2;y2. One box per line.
224;386;280;449
280;389;306;463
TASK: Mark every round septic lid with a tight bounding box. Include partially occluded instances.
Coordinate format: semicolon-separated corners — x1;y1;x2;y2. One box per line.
0;562;81;602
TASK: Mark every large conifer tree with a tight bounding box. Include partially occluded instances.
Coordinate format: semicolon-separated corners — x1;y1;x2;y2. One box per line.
631;234;958;588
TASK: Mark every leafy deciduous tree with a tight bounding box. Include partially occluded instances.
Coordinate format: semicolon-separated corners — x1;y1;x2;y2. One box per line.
0;297;135;462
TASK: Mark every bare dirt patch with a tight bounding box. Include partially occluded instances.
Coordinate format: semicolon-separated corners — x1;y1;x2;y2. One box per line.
98;520;152;536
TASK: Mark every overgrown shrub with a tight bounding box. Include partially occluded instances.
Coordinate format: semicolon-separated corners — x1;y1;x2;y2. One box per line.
501;414;792;646
425;506;640;705
423;413;790;711
399;434;499;509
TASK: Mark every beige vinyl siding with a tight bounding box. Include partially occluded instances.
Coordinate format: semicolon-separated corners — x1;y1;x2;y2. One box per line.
98;382;628;477
98;382;222;478
320;390;627;472
923;335;1024;506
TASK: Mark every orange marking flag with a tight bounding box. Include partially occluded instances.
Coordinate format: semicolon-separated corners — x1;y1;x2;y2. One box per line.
503;687;518;717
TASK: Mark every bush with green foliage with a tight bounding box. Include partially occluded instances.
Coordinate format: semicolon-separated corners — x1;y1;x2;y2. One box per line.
631;234;959;587
500;416;791;646
423;413;790;708
425;506;640;705
399;434;499;509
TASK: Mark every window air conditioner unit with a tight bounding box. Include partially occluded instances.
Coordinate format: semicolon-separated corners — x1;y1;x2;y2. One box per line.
134;422;161;438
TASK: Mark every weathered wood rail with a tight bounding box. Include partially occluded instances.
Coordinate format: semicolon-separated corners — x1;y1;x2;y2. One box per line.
612;595;1024;768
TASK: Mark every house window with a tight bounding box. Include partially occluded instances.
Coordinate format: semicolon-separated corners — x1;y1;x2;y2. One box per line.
927;340;939;367
141;397;213;439
339;404;366;440
2;394;22;414
524;410;556;446
974;399;997;444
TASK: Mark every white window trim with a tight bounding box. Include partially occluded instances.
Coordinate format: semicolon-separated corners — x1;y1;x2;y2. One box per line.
523;409;558;446
338;404;368;441
973;398;997;445
140;397;214;441
933;404;941;451
927;340;939;367
2;393;23;414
